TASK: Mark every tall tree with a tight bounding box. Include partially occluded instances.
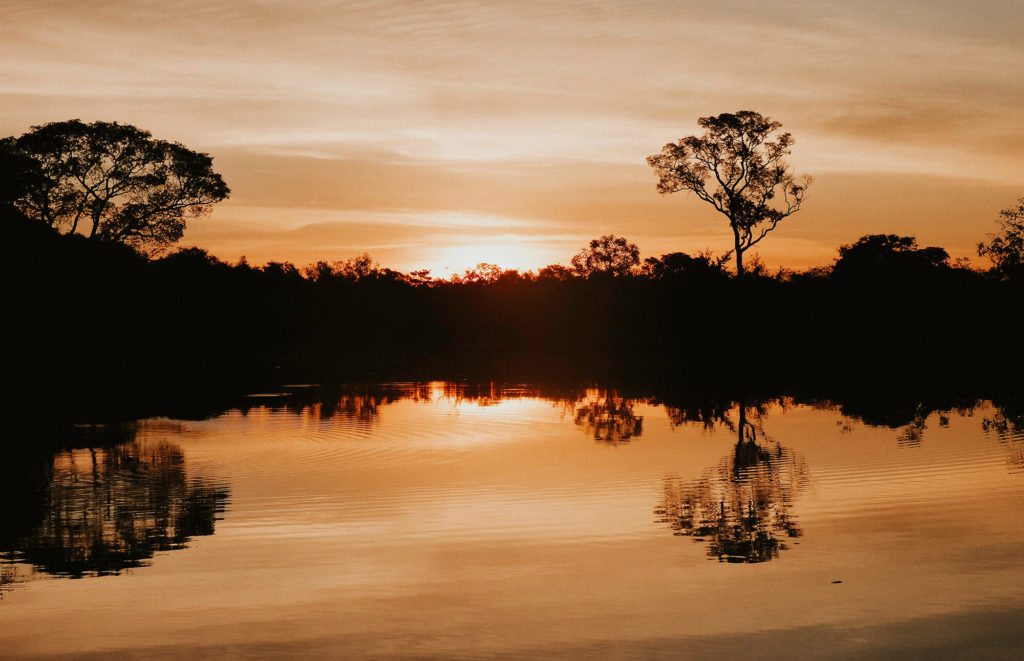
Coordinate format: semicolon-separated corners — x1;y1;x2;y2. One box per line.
4;120;229;253
647;111;811;276
978;197;1024;276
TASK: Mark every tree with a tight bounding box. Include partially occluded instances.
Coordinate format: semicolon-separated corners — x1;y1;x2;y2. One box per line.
978;197;1024;276
3;120;229;253
537;264;575;281
834;234;949;278
0;137;46;212
303;253;383;283
642;249;731;280
647;111;811;276
570;235;640;277
453;262;503;284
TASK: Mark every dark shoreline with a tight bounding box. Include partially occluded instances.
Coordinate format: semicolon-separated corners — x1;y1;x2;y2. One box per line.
5;206;1023;433
6;353;1021;440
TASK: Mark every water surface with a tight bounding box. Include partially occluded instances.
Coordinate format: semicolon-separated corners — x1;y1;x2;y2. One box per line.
2;383;1024;658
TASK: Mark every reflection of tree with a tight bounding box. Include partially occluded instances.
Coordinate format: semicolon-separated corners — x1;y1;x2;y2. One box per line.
656;404;809;563
243;385;392;426
803;396;979;445
896;406;929;447
0;561;24;598
251;382;557;425
662;398;749;431
318;392;384;422
573;390;643;445
982;402;1024;472
1;440;228;578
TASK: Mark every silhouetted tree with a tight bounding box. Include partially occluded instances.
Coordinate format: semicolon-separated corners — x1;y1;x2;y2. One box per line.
834;234;949;278
454;262;503;284
302;260;335;283
647;111;811;276
161;246;225;269
570;235;640;277
3;120;229;253
537;264;575;281
642;250;731;281
337;253;379;280
261;261;302;280
303;253;383;283
406;268;434;286
978;197;1024;276
0;138;46;212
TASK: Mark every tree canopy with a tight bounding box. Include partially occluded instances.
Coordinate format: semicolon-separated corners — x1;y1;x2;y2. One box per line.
642;250;731;281
647;111;811;276
2;120;229;253
978;197;1024;275
570;235;640;277
834;234;949;278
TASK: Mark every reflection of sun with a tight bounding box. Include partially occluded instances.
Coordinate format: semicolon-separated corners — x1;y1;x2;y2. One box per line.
428;381;448;403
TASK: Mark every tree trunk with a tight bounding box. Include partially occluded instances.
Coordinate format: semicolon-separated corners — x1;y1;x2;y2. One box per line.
733;224;744;277
738;401;747;443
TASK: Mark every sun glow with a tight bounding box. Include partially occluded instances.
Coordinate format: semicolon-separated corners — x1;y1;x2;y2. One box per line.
415;238;575;278
2;0;1022;271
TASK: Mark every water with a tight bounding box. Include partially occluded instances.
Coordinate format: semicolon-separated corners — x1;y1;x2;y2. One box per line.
2;383;1024;658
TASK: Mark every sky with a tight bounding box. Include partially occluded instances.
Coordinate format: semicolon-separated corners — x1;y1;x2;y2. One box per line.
2;0;1022;275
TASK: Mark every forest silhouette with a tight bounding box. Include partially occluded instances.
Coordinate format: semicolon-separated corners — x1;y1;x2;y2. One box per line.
3;118;1024;424
4;198;1024;424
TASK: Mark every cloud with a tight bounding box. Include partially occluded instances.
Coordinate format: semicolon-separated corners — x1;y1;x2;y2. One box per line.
2;0;1022;269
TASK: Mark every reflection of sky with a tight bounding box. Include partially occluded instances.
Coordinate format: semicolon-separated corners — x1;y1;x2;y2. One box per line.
2;1;1021;272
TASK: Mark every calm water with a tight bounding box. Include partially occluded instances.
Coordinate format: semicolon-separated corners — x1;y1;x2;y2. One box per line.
2;383;1024;659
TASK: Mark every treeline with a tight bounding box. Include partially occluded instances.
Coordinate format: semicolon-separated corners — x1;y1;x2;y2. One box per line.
4;204;1023;423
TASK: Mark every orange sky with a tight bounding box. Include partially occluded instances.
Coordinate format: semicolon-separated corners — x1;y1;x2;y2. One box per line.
2;1;1021;275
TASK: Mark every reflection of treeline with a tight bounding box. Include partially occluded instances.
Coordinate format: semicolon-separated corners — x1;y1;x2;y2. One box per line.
5;206;1024;420
240;382;565;421
982;397;1024;472
0;439;228;579
199;384;1024;453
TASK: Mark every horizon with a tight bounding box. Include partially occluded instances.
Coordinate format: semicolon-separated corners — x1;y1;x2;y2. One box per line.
2;1;1021;274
